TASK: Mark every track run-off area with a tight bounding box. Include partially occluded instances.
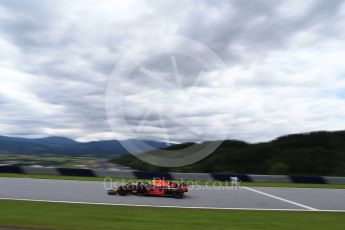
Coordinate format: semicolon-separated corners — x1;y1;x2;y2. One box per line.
0;177;344;212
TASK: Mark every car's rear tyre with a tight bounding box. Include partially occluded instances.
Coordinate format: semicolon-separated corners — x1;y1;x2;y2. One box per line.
117;186;128;196
173;189;184;199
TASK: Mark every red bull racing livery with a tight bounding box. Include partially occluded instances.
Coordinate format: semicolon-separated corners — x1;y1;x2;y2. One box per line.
107;179;188;199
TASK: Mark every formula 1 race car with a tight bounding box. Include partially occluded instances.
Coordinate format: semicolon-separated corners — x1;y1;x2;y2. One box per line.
107;179;188;199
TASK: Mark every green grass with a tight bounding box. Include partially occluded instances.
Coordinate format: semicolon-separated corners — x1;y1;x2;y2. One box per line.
0;153;100;169
1;172;345;189
0;200;344;230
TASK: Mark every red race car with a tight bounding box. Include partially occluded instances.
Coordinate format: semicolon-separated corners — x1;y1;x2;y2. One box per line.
107;179;188;199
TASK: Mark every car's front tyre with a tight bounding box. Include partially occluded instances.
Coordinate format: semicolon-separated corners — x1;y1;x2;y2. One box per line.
173;189;184;199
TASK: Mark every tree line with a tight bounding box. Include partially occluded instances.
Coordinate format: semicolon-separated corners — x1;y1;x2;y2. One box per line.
111;131;345;176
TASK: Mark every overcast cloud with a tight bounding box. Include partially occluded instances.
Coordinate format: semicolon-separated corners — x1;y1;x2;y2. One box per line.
1;0;345;143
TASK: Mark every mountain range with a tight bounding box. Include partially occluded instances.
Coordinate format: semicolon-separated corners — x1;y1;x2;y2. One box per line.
0;135;169;156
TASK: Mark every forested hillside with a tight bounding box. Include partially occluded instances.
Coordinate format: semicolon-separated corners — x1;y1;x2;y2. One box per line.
112;131;345;176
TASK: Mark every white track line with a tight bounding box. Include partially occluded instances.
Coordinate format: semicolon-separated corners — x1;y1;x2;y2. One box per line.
1;197;344;212
243;186;318;211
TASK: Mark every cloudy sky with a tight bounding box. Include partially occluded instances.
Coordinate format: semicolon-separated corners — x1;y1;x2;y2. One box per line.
1;0;345;143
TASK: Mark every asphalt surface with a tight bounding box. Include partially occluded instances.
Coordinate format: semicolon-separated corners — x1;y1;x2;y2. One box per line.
0;177;344;211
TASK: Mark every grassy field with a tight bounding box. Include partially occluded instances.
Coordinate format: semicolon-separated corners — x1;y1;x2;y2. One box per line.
0;154;100;169
0;200;344;230
1;172;345;189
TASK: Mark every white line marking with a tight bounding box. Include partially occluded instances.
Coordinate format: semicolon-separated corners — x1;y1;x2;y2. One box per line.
1;197;343;212
243;186;318;211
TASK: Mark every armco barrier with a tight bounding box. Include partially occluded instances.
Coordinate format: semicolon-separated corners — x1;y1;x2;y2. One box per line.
1;165;345;184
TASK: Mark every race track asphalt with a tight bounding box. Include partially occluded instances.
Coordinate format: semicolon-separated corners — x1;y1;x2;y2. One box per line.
0;177;344;212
